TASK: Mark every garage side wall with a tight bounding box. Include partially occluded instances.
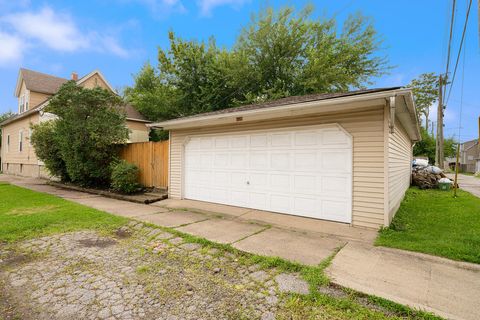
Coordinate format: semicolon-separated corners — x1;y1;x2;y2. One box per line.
170;106;386;229
387;119;412;223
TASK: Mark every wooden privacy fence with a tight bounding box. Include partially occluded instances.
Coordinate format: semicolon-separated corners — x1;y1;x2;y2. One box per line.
119;141;169;189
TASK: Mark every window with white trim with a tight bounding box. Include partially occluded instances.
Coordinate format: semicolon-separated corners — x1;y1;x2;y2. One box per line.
19;130;23;152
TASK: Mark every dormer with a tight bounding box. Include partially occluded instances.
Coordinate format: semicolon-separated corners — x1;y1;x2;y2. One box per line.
14;68;68;114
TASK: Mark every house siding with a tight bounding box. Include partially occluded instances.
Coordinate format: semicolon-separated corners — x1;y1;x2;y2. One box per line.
0;113;45;177
80;74;110;90
169;105;386;229
126;120;150;143
387;118;412;223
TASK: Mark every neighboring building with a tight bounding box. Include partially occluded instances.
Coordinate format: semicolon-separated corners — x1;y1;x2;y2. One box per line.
0;68;150;178
459;139;480;173
150;87;421;229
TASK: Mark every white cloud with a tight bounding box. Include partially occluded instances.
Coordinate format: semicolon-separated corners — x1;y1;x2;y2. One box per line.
197;0;250;16
129;0;186;16
0;31;23;65
0;7;130;59
3;7;89;51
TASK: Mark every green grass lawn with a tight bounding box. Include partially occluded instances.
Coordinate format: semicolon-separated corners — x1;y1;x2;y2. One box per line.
376;187;480;264
0;182;127;243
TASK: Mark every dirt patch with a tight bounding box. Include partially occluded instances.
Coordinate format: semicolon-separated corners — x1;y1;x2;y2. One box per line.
115;226;132;238
77;238;117;248
6;205;60;216
1;252;35;268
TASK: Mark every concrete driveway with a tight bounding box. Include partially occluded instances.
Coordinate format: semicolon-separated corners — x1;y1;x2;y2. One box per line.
2;174;480;320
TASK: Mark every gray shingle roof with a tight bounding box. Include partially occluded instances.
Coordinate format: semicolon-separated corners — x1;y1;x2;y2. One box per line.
173;87;402;121
20;68;68;95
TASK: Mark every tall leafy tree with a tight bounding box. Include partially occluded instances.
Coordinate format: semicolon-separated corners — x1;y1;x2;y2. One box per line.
126;5;389;121
414;127;456;163
35;81;129;186
408;73;439;133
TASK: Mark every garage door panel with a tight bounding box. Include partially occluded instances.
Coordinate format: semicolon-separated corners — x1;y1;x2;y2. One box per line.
270;194;292;212
271;133;292;147
250;152;268;169
250;192;268;209
231;153;247;168
271;152;290;170
322;200;351;223
321;151;351;171
231;172;248;188
250;134;268;147
249;173;268;189
293;197;317;215
294;131;318;146
231;190;249;206
184;124;352;223
214;137;229;149
322;176;351;196
293;175;317;194
214;154;229;167
231;136;248;148
270;174;290;192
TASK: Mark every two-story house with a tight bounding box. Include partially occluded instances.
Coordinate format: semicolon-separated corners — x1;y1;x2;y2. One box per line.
0;68;151;178
459;139;480;173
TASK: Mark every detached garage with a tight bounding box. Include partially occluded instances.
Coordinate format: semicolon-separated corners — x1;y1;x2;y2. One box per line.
150;87;421;229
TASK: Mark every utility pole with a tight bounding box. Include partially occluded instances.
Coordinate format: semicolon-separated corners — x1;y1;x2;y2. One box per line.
435;74;444;168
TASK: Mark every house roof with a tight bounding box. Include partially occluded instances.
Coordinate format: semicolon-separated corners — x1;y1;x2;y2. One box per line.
2;69;149;126
170;87;401;121
16;68;69;96
149;86;421;141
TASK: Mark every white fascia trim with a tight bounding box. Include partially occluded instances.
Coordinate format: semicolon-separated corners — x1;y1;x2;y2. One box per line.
150;89;415;130
14;70;23;97
76;70;116;93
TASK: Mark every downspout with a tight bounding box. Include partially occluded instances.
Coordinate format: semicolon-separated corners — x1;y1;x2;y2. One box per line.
388;96;396;134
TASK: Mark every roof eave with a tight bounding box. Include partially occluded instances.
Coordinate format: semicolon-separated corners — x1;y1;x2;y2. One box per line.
149;89;420;140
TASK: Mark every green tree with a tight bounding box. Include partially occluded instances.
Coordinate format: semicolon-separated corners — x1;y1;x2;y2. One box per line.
408;73;439;132
0;111;14;145
414;127;456;163
124;63;180;121
38;81;129;186
125;5;389;121
30;121;69;181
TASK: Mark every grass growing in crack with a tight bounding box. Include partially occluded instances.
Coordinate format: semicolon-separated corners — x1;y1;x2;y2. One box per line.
136;220;442;319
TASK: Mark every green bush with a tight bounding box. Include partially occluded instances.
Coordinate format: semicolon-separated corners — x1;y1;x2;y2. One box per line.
30;121;69;181
110;160;141;194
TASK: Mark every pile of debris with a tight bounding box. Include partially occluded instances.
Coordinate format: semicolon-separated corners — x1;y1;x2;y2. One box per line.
411;159;452;189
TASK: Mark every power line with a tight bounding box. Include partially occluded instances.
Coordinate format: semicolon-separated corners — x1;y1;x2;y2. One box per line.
444;0;457;81
446;0;473;105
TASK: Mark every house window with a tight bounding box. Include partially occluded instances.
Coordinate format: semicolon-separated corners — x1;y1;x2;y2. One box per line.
6;135;10;153
19;130;23;152
19;95;24;113
18;93;28;113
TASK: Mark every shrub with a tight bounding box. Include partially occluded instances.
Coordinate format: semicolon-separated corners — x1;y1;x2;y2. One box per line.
30;121;69;181
46;81;129;187
110;160;141;194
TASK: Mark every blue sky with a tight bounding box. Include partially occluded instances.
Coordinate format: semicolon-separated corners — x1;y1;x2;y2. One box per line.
0;0;478;142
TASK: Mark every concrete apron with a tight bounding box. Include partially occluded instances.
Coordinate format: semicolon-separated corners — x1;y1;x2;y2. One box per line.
2;174;479;320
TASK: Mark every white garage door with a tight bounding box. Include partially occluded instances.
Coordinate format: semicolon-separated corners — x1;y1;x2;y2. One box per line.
184;124;353;223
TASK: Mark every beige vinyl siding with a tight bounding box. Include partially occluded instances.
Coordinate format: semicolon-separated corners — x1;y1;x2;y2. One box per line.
387;119;412;222
1;113;43;177
126;120;150;143
30;91;51;108
80;74;110;90
169;105;386;229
